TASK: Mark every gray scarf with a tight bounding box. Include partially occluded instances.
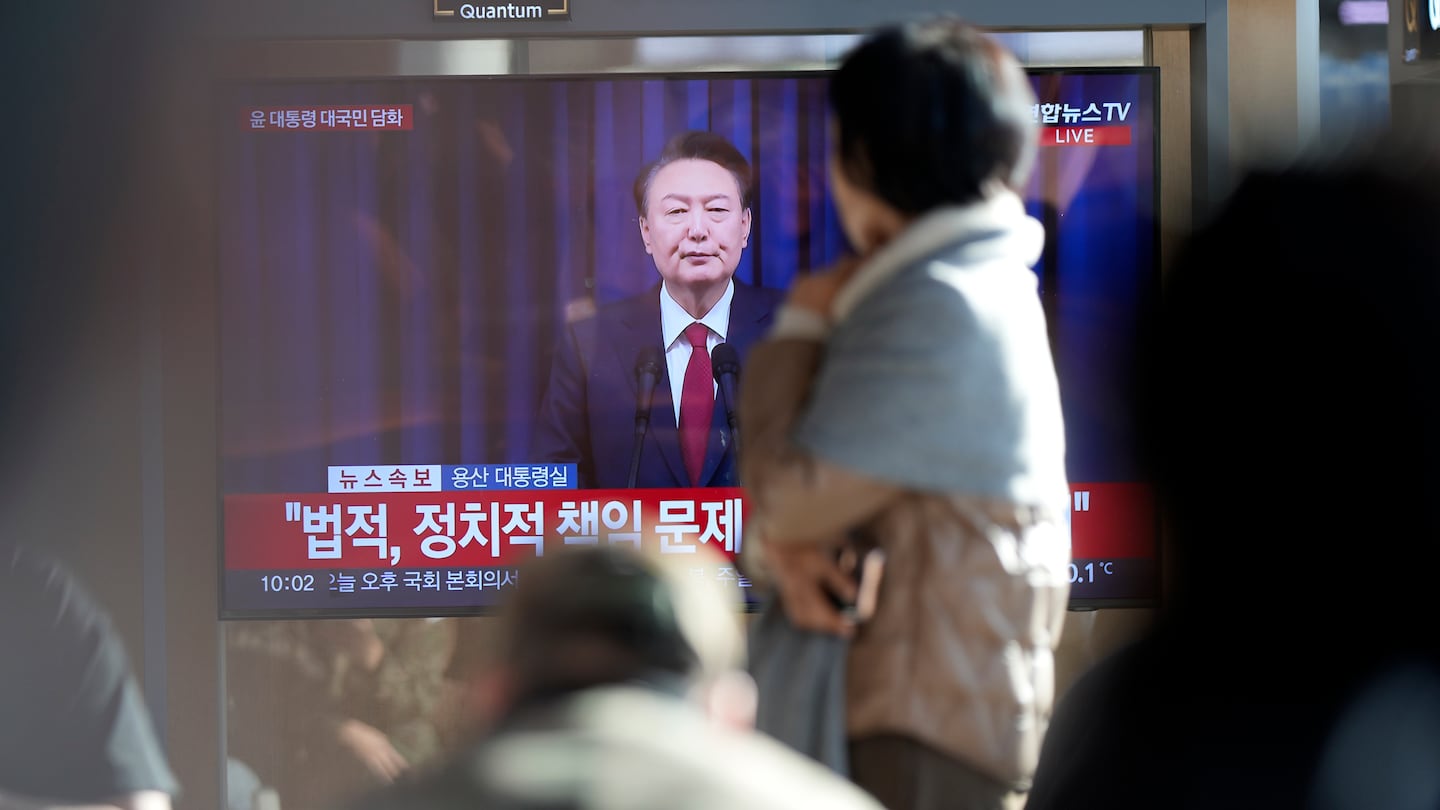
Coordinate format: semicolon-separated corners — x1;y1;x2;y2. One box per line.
793;192;1069;509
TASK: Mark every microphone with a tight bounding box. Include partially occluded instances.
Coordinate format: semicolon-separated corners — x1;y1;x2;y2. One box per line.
711;342;741;453
629;346;664;489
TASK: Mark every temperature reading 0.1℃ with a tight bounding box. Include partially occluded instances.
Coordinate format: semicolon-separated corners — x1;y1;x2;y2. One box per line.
1069;561;1114;584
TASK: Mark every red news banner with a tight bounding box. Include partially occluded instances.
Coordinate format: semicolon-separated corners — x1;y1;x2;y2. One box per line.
223;484;1152;572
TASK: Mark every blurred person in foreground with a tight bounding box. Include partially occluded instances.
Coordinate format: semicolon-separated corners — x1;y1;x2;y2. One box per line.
1023;128;1440;810
0;547;179;810
0;0;201;808
738;17;1070;810
344;544;885;810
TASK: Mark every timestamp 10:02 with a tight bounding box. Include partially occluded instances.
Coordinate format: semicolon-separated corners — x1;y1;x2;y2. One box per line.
259;573;317;592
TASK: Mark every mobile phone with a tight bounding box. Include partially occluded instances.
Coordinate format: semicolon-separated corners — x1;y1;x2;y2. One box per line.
840;548;886;623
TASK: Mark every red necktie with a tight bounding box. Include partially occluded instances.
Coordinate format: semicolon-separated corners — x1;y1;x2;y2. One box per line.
679;322;714;486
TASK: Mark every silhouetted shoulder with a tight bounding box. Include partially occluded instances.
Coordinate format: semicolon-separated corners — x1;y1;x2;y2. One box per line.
0;545;179;802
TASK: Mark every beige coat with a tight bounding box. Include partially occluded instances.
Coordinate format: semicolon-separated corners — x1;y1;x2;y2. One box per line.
738;336;1071;789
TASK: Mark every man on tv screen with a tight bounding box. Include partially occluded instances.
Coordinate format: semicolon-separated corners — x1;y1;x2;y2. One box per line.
533;130;783;490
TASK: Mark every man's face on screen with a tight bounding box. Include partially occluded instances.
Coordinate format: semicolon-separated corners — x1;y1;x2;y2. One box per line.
639;159;751;295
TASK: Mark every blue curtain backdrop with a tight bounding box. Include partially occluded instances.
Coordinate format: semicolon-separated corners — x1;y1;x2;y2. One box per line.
218;71;1155;495
219;74;845;493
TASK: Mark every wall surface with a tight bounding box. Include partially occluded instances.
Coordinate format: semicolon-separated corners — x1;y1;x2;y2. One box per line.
1228;0;1317;170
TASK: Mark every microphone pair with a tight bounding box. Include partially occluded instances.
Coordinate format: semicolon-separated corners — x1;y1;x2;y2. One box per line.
628;342;742;488
633;342;741;416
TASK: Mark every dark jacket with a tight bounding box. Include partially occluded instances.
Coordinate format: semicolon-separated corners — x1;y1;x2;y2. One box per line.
532;279;781;489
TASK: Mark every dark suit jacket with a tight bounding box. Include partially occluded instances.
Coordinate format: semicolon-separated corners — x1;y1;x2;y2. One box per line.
533;279;783;489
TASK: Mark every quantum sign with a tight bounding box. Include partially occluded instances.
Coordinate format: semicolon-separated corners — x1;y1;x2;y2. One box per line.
432;0;570;21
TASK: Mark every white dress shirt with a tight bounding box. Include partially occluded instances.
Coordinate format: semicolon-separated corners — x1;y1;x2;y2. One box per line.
658;279;733;427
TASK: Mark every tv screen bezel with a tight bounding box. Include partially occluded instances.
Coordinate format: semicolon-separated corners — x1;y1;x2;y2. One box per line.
211;64;1163;620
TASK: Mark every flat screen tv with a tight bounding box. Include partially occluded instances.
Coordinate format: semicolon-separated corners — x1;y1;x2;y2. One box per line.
216;66;1160;617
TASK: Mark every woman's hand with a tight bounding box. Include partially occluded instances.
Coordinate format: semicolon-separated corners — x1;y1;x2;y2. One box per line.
764;542;858;638
335;719;409;783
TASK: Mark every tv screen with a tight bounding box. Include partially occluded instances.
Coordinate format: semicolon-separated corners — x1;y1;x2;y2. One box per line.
217;67;1160;617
